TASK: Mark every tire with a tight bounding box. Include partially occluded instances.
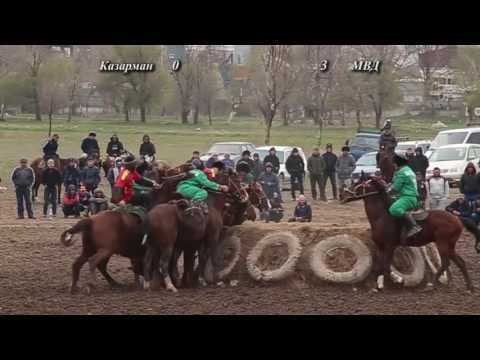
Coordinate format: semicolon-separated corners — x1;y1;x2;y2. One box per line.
309;234;372;284
421;243;449;285
205;235;241;281
390;247;426;287
246;232;302;282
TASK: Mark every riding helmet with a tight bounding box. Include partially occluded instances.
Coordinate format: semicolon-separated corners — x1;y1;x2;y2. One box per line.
393;152;409;166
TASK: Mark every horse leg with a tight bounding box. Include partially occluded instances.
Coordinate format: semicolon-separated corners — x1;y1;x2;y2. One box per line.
376;249;388;291
85;250;112;294
432;255;450;288
197;242;209;287
182;247;196;288
450;252;474;292
142;244;156;291
58;182;62;204
159;244;177;293
97;257;123;288
71;253;89;294
131;258;144;288
170;246;182;288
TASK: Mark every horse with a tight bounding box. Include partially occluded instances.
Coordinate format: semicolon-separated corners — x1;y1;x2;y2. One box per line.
59;168;191;294
377;149;395;183
31;157;68;204
342;175;480;292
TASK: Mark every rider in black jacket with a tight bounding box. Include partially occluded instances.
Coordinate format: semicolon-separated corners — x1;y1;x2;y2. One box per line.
139;134;156;158
106;134;124;157
81;132;100;157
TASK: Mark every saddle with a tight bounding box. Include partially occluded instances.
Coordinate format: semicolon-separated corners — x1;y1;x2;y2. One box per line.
114;204;147;223
410;209;429;222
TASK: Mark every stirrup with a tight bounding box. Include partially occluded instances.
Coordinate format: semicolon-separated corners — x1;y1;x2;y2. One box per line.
406;225;422;238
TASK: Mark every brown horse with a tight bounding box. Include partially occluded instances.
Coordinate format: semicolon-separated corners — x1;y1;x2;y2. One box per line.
31;157;68;203
377;149;395;183
60;170;190;294
343;175;480;292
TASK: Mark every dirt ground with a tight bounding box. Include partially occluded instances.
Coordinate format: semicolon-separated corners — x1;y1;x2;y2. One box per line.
1;181;480;315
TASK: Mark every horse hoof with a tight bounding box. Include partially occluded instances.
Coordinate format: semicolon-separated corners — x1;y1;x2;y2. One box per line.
217;281;226;288
167;286;178;293
70;286;80;295
423;284;435;292
83;285;93;295
143;281;151;291
199;278;208;287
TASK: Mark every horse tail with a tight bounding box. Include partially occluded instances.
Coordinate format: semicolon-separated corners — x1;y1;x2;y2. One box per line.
460;217;480;251
60;218;92;247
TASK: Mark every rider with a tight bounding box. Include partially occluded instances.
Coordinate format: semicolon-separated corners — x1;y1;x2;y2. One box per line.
381;152;421;244
81;132;100;158
176;159;229;215
379;119;397;154
43;134;60;163
376;144;386;168
106;134;124;158
139;134;156;160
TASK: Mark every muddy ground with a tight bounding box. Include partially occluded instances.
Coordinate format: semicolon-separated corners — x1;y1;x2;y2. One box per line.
1;182;480;315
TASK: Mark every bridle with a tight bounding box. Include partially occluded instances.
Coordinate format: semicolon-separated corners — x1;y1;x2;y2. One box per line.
342;180;380;203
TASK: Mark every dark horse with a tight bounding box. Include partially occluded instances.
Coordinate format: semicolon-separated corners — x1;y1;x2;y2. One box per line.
31;157;68;204
60;168;190;294
343;175;480;292
377;148;395;183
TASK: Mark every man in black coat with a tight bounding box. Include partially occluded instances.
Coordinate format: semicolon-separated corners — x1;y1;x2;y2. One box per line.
106;134;124;158
409;147;429;179
263;147;280;174
43;134;60;162
11;158;35;219
285;147;305;201
236;150;255;174
81;132;100;157
42;159;62;217
139;134;156;158
63;158;81;192
321;144;338;200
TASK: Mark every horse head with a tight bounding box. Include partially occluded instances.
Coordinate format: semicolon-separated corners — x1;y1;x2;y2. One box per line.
248;181;269;211
218;172;249;203
342;172;383;203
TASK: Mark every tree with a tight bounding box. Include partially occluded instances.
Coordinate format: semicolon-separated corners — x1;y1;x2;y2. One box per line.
453;46;480;124
248;45;299;145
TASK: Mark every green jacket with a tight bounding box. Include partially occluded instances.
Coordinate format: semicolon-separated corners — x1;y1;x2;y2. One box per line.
391;165;418;198
178;169;221;191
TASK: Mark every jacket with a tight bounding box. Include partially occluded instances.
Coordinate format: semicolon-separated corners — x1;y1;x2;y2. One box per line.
252;159;264;180
63;193;80;206
115;168;144;203
43;140;58;156
285;155;305;175
257;172;281;199
106;141;124;157
107;167;122;186
80;167;101;187
446;200;472;218
139;142;156;157
63;165;81;187
178;169;221;191
11;166;35;188
427;176;449;199
263;154;280;173
379;132;397;151
81;138;100;155
42;168;62;188
236;158;255;173
336;154;356;180
460;174;478;194
322;152;338;174
391;165;418;198
307;154;326;175
222;159;235;170
294;203;312;221
409;155;429;176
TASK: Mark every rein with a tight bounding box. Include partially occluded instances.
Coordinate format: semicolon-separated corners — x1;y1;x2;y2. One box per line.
342;180;380;203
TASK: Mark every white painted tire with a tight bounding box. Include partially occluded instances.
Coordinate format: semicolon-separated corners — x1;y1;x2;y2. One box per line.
309;234;372;284
390;247;426;287
205;235;241;281
247;232;302;282
421;244;448;285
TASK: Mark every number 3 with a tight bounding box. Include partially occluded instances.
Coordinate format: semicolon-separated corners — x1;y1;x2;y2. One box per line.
319;60;329;72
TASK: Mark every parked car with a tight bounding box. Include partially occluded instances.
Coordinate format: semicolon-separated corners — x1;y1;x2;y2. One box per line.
427;127;480;158
395;140;431;155
347;129;381;160
255;146;308;190
426;144;480;186
200;142;256;164
351;152;379;181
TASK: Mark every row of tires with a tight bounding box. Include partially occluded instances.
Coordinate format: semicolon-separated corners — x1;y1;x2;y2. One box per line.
215;232;448;286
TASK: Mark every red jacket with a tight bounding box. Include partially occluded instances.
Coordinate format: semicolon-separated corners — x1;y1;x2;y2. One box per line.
63;193;80;206
115;168;143;203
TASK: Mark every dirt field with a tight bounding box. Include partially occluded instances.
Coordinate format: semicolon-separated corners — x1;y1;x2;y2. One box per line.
1;180;480;315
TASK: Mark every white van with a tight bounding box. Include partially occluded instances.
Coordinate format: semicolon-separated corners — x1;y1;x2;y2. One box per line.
428;128;480;157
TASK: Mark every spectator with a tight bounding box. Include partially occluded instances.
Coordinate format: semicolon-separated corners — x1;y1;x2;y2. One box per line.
409;147;429;179
206;154;219;168
0;177;6;193
89;189;109;215
379;120;397;153
322;144;338;200
472;199;480;225
460;162;479;208
307;147;326;201
79;184;91;216
43;134;60;162
188;151;205;170
376;144;386;168
11;158;35;219
62;184;80;218
222;153;235;170
107;158;123;192
139;134;156;159
251;153;264;181
235;150;255;174
446;197;473;222
106;134;124;158
42;159;62;218
258;162;282;201
288;195;312;222
416;172;428;209
236;162;254;185
78;153;88;170
263;147;280;174
80;158;101;193
405;148;415;163
265;192;284;223
81;132;100;157
63;158;81;193
285;147;305;201
427;167;449;210
336;146;356;200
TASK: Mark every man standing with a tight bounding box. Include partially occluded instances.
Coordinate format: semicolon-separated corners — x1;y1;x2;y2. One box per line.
42;159;62;218
307;147;326;201
236;150;255;173
251;153;264;181
409;147;429;179
80;158;101;193
43;134;60;162
263;147;280;174
336;146;356;200
322;144;338;200
379;120;397;153
427;167;449;210
81;132;100;157
285;148;305;201
139;134;156;159
11;159;35;219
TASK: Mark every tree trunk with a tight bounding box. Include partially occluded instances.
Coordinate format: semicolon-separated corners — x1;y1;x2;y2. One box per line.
49;98;53;121
207;102;212;125
327;110;333;126
467;105;474;125
375;105;383;129
341;105;346;126
140;105;146;123
356;109;362;130
264;117;273;145
124;101;130;122
282;105;289;126
33;82;42;121
0;103;6;121
181;108;190;124
193;103;200;124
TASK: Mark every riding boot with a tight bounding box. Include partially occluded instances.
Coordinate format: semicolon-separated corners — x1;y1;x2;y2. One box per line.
190;199;208;215
403;213;422;241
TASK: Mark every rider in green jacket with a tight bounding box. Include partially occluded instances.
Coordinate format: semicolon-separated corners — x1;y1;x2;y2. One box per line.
386;153;421;243
176;160;228;214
